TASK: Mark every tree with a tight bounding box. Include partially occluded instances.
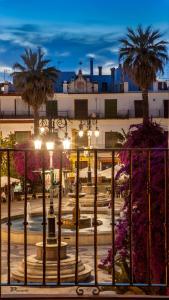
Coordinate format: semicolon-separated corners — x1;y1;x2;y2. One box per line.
12;48;58;135
119;25;168;122
99;122;168;294
0;133;18;177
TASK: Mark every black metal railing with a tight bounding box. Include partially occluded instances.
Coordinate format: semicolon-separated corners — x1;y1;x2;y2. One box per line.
1;109;167;120
0;148;169;299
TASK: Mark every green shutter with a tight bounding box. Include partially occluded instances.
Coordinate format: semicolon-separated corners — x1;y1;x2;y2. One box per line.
134;100;143;117
75;100;88;119
164;100;169;118
105;99;117;118
46;101;58;117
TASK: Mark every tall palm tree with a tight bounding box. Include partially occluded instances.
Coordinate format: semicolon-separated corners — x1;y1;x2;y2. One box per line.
119;25;168;122
13;48;58;135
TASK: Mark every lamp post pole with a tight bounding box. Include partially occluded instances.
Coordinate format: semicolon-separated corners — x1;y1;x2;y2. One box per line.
78;116;99;186
47;150;57;244
87;135;92;186
35;117;71;244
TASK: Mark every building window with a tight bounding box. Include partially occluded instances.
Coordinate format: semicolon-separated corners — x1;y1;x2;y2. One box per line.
15;131;31;144
74;99;88;119
164;100;169;118
105;99;117;118
134;100;143;117
46;101;58;117
105;131;121;149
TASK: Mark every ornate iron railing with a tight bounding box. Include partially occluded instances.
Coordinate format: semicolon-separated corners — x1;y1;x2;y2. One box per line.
0;148;168;299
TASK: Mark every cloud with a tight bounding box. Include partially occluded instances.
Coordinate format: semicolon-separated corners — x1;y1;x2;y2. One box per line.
55;51;71;57
0;66;13;73
0;21;168;77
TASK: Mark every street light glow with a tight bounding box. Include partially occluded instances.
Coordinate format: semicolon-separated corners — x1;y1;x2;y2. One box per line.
39;127;45;134
94;127;100;138
46;141;55;151
63;137;71;150
34;139;42;150
78;129;84;137
87;129;92;137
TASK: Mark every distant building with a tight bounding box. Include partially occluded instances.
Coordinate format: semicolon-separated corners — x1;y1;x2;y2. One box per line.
0;57;168;169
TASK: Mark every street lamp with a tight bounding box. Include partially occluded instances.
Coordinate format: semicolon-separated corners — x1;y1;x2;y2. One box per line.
63;132;71;150
34;138;42;150
78;116;100;185
38;116;72;150
78;123;84;138
94;126;100;138
34;136;57;245
78;119;100;138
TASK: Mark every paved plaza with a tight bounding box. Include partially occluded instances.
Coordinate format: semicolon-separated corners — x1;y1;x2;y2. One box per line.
1;197;114;297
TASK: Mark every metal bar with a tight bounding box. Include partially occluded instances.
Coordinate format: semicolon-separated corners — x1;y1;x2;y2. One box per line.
111;150;115;285
147;150;151;284
129;150;133;284
0;147;168;153
24;151;28;285
94;150;98;285
57;151;63;285
57;147;169;152
42;150;46;286
7;150;11;284
75;150;80;285
0;151;2;297
0;281;167;287
165;149;169;286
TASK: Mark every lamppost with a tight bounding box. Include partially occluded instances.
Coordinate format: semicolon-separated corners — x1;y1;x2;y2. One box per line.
78;115;100;185
34;134;57;244
34;118;71;244
38;116;71;150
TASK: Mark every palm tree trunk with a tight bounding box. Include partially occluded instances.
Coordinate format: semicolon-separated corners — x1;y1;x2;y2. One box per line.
33;108;39;136
142;89;149;123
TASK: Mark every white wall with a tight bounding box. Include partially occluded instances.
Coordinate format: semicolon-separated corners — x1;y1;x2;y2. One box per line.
0;92;168;145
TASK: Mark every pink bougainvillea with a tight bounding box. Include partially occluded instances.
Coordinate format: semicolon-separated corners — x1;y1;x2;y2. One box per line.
13;142;70;182
99;121;168;290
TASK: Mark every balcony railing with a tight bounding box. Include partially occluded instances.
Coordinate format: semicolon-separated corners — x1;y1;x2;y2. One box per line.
0;109;167;120
0;148;169;298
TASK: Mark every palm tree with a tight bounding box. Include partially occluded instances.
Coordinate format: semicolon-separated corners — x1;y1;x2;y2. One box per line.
13;48;58;135
119;25;168;122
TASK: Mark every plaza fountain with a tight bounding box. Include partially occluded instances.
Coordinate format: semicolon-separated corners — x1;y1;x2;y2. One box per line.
62;205;102;229
12;239;92;283
12;204;93;283
68;185;111;207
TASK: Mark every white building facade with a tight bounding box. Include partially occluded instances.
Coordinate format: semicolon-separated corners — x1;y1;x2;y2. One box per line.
0;91;168;149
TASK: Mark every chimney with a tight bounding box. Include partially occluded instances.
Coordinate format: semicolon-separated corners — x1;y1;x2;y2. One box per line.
123;82;129;92
110;67;115;77
63;81;68;93
90;57;94;76
98;66;102;76
3;82;9;94
153;81;158;92
110;68;115;91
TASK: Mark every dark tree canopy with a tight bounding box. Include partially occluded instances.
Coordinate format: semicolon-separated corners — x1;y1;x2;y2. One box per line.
12;48;59;134
119;25;168;120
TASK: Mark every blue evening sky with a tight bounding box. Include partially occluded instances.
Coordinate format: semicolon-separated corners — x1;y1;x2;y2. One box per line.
0;0;168;80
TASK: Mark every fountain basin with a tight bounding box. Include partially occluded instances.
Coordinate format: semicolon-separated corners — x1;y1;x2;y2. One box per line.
62;215;102;229
68;193;111;207
12;241;92;283
1;210;113;246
